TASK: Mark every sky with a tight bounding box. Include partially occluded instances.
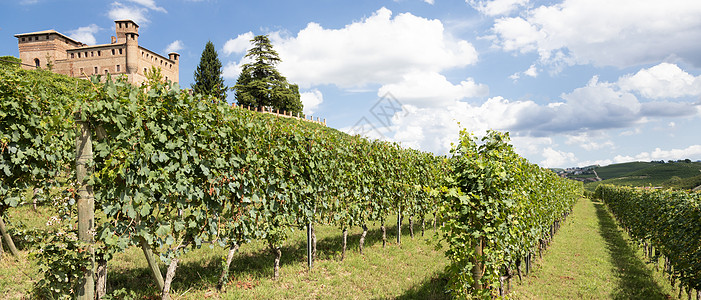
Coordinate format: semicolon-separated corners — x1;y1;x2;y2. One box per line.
2;0;701;168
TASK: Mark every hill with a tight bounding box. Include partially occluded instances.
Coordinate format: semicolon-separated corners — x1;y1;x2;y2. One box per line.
582;161;701;191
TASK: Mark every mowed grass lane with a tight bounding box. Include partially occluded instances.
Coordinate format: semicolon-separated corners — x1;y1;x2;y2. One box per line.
511;197;687;299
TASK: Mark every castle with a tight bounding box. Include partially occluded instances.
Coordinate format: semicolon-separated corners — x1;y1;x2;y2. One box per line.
15;20;179;85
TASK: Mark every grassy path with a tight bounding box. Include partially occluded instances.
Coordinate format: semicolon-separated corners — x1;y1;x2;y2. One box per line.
511;197;683;299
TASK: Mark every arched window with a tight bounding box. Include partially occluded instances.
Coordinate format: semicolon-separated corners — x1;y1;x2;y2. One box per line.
34;58;40;68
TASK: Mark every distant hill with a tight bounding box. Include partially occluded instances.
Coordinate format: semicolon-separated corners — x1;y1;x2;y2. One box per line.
579;161;701;191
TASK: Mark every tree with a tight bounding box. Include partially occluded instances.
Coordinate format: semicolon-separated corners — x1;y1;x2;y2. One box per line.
233;35;303;114
192;41;227;101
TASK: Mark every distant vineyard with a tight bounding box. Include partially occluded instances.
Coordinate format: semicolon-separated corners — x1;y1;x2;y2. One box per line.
1;65;581;299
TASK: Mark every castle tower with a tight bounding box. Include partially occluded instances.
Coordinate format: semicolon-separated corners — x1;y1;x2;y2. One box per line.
115;20;138;43
115;20;140;77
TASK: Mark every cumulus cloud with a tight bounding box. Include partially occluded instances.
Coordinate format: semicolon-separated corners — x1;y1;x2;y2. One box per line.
618;63;701;99
510;64;538;80
377;71;488;107
468;0;529;16
126;0;166;13
491;0;701;68
222;60;247;80
614;145;701;163
540;147;577;168
68;24;100;45
300;89;324;115
108;0;167;24
108;2;149;24
164;40;183;53
372;70;701;157
222;32;254;56
565;133;614;151
269;7;478;88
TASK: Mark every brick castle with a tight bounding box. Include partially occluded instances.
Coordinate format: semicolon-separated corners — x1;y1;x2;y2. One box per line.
15;20;179;85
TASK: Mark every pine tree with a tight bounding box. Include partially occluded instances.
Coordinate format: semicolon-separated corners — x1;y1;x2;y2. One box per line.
234;35;303;114
192;41;227;101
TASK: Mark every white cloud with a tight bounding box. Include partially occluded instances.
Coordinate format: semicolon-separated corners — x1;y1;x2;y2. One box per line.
108;2;149;24
222;32;254;56
468;0;529;16
510;64;538;80
20;0;39;4
375;72;701;157
126;0;166;13
222;60;246;80
524;64;538;77
540;147;577;168
300;89;324;115
491;0;701;68
269;7;479;88
377;71;488;107
164;40;183;53
614;145;701;163
618;63;701;99
68;24;100;45
424;0;435;4
565;133;614;151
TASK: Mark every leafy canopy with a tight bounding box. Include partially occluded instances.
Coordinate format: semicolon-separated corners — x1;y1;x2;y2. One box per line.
233;35;303;114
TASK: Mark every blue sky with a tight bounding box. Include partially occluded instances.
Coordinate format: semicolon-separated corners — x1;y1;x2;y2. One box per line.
3;0;701;168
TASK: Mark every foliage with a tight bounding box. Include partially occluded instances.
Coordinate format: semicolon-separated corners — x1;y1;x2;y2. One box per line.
0;67;79;211
192;41;227;101
438;130;582;298
595;184;701;291
233;35;303;114
4;65;583;299
0;56;21;69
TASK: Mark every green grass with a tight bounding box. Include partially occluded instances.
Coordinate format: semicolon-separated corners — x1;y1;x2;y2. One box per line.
1;208;449;299
511;198;690;299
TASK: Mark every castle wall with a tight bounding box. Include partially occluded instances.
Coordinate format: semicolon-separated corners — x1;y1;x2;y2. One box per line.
16;31;82;70
15;20;179;86
59;44;128;79
138;47;179;83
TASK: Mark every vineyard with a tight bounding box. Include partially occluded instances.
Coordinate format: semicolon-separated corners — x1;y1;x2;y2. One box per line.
0;63;583;299
595;185;701;298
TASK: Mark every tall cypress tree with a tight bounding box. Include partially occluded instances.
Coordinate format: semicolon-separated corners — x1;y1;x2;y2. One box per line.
233;35;303;114
192;41;227;100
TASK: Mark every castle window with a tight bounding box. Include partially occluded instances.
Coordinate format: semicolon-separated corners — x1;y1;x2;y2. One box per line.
91;51;94;57
144;68;147;74
71;53;75;59
94;66;98;74
97;51;101;56
119;48;123;55
78;52;81;58
34;58;40;68
116;65;120;72
80;67;84;74
165;76;168;81
119;23;122;28
21;37;25;42
112;49;115;55
105;69;109;75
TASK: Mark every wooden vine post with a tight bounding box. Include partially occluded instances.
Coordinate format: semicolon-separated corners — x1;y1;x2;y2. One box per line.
75;113;95;300
396;206;401;245
307;222;313;269
472;237;483;291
